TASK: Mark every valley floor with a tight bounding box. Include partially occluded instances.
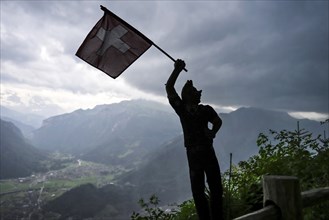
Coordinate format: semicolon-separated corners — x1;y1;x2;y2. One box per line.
0;156;127;220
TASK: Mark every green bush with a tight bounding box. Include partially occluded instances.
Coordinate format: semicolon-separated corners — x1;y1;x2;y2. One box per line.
131;194;176;220
131;195;198;220
223;122;329;219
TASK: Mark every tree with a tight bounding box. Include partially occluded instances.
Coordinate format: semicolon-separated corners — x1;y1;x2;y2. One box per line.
131;194;176;220
131;195;198;220
223;121;329;219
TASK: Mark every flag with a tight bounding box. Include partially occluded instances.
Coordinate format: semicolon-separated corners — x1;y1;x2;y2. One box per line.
76;7;153;78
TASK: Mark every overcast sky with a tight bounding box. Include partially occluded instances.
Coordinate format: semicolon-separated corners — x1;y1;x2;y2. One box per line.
1;1;328;121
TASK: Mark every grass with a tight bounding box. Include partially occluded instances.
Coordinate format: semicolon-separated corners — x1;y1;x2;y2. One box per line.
0;180;38;193
0;182;17;192
0;162;118;193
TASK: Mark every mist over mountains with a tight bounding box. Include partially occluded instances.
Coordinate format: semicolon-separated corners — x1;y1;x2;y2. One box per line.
0;106;44;138
216;107;324;166
31;100;181;169
2;100;324;176
0;119;46;179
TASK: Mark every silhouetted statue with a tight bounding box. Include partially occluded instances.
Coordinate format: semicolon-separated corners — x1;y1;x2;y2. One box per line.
166;59;223;220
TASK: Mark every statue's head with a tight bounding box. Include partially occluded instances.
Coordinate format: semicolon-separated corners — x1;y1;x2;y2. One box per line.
181;80;202;105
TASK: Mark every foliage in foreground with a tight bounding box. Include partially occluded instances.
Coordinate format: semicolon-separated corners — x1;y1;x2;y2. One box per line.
131;194;197;220
223;121;329;219
132;121;329;219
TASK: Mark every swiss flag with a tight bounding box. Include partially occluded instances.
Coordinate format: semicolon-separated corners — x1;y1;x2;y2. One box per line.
76;8;152;78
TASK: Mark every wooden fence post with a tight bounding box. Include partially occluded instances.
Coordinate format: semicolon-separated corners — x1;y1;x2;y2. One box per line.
263;175;303;220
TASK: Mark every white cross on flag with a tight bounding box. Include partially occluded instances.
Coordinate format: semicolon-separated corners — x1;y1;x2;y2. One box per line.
76;7;152;78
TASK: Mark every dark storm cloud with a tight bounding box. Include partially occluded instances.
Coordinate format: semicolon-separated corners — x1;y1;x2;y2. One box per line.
124;1;328;114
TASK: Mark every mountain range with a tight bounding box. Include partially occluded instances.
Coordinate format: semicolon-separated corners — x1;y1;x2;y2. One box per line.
1;100;324;178
0;105;44;129
1;100;326;218
0;119;46;179
31;100;181;169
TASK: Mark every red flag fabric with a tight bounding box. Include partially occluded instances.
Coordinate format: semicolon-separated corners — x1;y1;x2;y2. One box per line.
76;10;152;78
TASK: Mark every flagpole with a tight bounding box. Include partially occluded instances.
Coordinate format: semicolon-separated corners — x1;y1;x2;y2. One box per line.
100;5;187;72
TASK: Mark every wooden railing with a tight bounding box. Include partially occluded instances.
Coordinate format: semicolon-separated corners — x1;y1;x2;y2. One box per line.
234;175;329;220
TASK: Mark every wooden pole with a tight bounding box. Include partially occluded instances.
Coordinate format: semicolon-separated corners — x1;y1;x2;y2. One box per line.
234;179;329;220
263;175;303;220
234;205;280;220
302;187;329;208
